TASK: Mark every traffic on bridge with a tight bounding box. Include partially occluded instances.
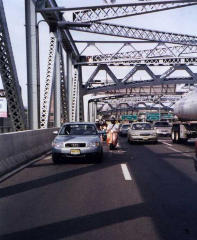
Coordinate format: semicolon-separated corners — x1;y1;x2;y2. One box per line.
1;0;197;239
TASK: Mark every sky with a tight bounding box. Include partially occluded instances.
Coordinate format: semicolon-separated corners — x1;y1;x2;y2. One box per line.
1;0;197;108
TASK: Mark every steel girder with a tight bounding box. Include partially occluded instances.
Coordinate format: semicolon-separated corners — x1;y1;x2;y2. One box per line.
81;56;197;67
99;104;173;113
79;44;197;66
0;0;26;131
60;48;69;122
77;65;85;122
72;1;197;22
38;0;79;58
90;94;182;104
40;34;56;128
85;64;120;88
72;22;197;46
86;76;196;94
84;63;197;94
71;68;79;122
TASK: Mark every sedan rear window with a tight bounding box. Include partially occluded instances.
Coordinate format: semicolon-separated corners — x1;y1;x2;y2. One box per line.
132;123;152;130
122;124;130;129
154;122;170;127
59;124;97;135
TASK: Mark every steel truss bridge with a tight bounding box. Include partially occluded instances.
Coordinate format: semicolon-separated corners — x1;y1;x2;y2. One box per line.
0;0;197;130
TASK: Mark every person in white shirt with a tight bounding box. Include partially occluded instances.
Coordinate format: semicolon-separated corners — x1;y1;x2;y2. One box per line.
107;117;119;149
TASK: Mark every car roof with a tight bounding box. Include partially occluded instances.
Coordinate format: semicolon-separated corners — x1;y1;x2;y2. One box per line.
62;122;96;127
131;122;151;125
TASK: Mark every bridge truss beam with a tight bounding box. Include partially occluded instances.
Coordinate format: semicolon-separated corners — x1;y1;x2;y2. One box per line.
84;63;197;94
72;1;197;22
0;0;26;131
79;44;197;66
72;22;197;46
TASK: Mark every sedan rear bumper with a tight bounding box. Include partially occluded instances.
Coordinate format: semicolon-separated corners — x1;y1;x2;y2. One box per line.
130;135;157;142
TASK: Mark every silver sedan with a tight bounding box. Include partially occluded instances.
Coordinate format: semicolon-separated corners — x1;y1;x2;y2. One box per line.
128;122;158;143
52;122;103;163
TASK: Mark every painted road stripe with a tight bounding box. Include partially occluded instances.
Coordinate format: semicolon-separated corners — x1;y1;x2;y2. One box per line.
159;140;173;147
168;147;192;158
121;164;132;181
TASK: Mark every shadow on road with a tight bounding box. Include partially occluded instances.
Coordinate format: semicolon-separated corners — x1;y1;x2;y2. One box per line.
0;151;125;198
0;203;149;240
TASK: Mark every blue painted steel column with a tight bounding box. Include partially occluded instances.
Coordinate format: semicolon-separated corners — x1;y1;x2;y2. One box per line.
54;42;61;127
25;0;38;129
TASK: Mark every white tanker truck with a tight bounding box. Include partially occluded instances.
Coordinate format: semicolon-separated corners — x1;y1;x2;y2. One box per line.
172;89;197;143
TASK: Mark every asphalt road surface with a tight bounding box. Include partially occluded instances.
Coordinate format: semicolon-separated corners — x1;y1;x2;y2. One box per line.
1;137;197;240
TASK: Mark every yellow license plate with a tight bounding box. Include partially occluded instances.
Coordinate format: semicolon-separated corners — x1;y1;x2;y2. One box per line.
70;149;80;155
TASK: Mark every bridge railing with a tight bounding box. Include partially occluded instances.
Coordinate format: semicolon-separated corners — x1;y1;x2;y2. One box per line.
0;128;58;177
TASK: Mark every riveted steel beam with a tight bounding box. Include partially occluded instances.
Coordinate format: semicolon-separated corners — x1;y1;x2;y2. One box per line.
40;34;56;128
0;0;26;131
80;45;197;66
86;77;197;94
72;1;197;22
72;22;197;46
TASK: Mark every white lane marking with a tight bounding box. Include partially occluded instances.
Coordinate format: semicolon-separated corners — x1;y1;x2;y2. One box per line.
168;147;181;153
121;164;132;181
159;141;173;147
167;147;192;158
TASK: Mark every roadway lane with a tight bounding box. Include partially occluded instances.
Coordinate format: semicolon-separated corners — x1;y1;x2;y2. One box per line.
0;137;197;240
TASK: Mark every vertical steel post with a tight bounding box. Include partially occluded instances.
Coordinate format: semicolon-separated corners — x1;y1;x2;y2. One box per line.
89;102;93;122
88;100;90;122
54;42;61;127
25;0;38;129
78;65;84;121
36;24;40;128
67;52;73;121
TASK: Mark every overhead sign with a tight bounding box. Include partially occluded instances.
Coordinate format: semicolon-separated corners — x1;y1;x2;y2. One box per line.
0;98;7;118
122;115;137;121
161;114;173;119
146;113;160;121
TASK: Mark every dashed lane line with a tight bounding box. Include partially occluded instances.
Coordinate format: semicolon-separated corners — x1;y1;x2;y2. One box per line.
160;140;195;158
167;147;192;158
121;164;132;181
159;140;173;147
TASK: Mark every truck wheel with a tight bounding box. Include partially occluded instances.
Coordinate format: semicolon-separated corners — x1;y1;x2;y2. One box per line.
171;130;176;143
175;131;181;143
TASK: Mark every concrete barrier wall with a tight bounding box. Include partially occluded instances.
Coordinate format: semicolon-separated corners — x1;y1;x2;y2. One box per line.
0;128;58;177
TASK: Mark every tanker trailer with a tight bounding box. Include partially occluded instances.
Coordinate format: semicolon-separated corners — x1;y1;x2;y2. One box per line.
172;89;197;143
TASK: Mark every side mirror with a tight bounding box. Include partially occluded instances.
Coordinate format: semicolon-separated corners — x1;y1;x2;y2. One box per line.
53;131;58;135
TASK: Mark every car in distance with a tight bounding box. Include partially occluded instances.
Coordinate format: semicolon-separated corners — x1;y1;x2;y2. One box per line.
128;122;157;143
154;121;172;137
119;124;131;136
52;122;103;163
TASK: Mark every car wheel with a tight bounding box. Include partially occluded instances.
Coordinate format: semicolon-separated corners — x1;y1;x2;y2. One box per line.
128;136;132;144
52;153;61;164
96;151;103;163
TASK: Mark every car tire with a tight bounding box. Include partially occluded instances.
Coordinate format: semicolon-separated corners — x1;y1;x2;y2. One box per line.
52;153;61;164
96;151;103;163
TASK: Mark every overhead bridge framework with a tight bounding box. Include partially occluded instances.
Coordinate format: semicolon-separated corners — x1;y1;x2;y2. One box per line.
1;0;197;130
